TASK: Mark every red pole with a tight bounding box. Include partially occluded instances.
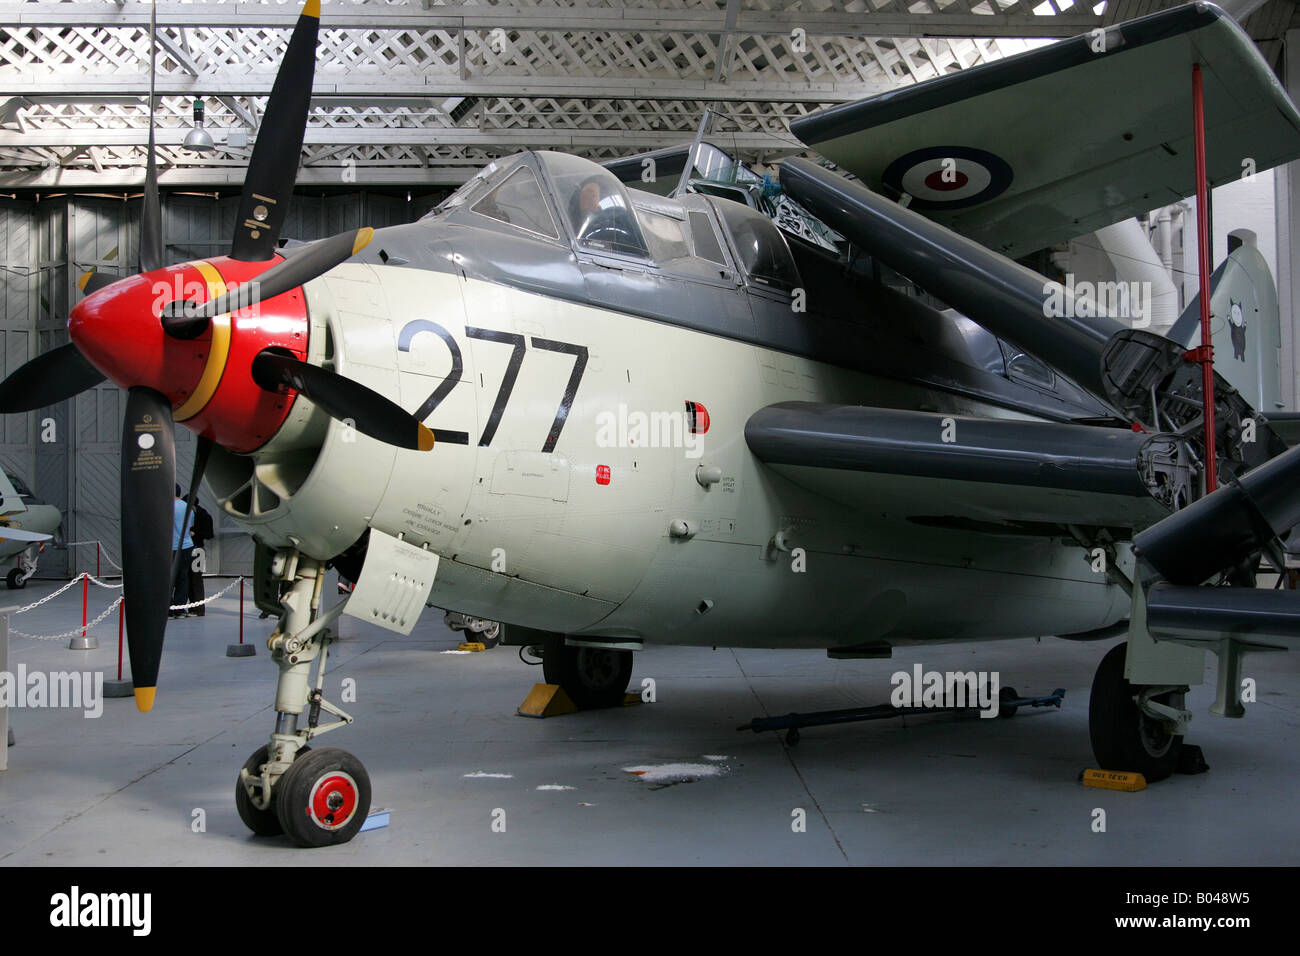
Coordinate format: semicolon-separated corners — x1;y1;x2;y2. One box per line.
117;599;124;680
81;575;88;639
239;577;245;644
1191;63;1218;493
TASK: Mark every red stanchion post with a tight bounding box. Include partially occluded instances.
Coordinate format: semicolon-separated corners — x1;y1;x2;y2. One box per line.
226;576;255;658
104;596;131;697
81;575;88;639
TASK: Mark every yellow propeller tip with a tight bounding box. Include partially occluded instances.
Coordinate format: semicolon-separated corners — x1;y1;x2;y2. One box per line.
77;270;94;292
134;686;156;712
352;226;374;255
303;0;321;19
417;424;435;452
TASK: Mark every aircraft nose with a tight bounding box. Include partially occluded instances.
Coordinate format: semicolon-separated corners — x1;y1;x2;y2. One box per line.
68;265;210;406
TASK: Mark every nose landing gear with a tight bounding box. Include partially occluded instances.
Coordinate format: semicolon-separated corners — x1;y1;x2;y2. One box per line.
235;552;370;847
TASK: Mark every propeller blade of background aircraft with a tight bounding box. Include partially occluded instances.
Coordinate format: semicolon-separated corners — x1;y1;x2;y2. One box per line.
251;349;434;451
120;386;176;713
0;343;105;413
229;0;321;262
139;0;163;274
161;227;373;338
168;436;213;590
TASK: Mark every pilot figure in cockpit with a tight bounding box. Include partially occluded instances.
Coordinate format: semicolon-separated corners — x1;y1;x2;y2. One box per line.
569;175;637;251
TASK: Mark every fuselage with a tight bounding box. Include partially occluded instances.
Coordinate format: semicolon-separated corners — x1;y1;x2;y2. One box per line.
198;151;1135;650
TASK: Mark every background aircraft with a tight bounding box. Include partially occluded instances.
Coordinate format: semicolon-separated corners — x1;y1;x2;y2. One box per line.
2;1;1300;847
0;469;59;589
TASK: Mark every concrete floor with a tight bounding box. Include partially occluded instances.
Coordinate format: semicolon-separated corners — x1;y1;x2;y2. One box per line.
1;575;1297;866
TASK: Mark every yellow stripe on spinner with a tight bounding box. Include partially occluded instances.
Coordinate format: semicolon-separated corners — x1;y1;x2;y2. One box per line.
174;260;234;422
303;0;321;20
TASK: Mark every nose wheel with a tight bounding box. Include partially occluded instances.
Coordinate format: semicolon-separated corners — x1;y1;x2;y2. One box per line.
274;747;371;848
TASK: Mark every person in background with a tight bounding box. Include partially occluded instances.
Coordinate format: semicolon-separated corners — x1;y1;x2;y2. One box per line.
171;484;193;620
187;498;214;617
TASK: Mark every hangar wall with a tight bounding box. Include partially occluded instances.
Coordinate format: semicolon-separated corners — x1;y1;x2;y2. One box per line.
0;189;439;579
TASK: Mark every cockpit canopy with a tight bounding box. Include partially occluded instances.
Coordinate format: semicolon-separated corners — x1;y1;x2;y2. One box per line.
430;150;800;292
539;151;649;258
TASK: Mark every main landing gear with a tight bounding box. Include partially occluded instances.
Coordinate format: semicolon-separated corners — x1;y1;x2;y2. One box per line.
235;553;370;847
541;633;633;709
1088;641;1188;781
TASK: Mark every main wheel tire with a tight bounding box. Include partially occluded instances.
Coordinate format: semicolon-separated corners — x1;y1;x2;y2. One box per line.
1089;642;1183;782
478;621;502;649
275;747;371;848
542;634;633;710
235;743;310;837
6;568;25;589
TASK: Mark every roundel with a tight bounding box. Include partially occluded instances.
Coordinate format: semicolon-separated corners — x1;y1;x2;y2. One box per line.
881;146;1013;211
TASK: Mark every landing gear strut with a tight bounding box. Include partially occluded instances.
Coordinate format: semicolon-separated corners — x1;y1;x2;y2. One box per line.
1089;641;1187;781
236;552;370;847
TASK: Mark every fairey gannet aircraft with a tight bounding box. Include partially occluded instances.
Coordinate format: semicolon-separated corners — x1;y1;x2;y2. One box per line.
2;1;1300;847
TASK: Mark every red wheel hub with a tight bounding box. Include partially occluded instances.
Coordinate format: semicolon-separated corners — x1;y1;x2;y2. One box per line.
308;772;359;830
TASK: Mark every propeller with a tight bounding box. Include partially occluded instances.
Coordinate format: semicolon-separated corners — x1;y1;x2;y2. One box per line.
120;387;176;712
251;349;435;451
139;0;162;274
0;1;402;712
230;0;321;261
0;344;104;412
161;227;374;339
78;270;119;296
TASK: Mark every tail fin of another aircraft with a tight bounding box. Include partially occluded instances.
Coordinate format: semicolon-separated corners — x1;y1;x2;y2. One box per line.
1167;241;1283;417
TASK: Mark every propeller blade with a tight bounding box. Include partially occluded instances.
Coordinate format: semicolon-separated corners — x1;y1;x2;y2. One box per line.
121;387;176;712
161;227;373;338
251;349;434;451
139;0;163;274
78;270;119;296
0;343;105;413
229;0;321;262
168;436;213;590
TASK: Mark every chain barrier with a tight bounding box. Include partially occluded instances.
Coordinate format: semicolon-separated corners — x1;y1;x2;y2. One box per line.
5;574;247;641
65;539;124;573
10;596;124;642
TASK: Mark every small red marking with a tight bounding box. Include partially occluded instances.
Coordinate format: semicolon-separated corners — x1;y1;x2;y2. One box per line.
686;401;710;435
1131;422;1147;433
596;465;611;485
924;169;969;192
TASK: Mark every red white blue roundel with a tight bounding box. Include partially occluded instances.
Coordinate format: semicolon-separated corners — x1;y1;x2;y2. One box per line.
881;146;1013;211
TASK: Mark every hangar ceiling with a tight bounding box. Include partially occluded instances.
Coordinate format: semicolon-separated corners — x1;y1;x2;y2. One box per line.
0;0;1296;190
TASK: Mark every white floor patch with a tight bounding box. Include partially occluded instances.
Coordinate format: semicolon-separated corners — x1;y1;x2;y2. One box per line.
441;650;473;655
463;771;514;779
536;784;575;791
623;763;725;784
702;755;730;761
